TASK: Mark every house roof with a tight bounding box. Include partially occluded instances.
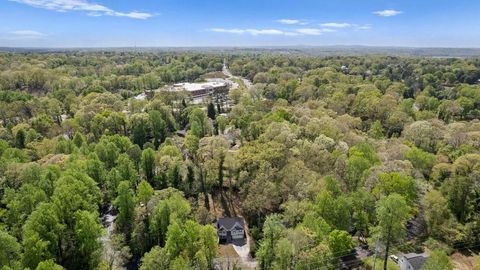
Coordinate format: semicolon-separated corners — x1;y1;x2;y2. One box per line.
403;253;428;270
217;217;245;231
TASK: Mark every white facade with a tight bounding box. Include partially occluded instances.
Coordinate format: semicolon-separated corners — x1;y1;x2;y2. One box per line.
230;225;244;239
218;227;227;237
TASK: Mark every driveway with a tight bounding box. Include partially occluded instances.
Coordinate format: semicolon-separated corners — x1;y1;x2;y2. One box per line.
232;233;257;269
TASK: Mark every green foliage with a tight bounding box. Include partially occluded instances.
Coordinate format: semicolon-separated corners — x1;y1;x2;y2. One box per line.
73;210;103;269
294;244;332;270
95;141;120;169
368;120;385;139
273;238;295;270
35;260;64;270
373;172;417;205
52;170;101;224
136;180;154;205
0;52;480;270
189;108;211;138
422;250;453;270
422;190;457;242
149;110;167;148
441;154;480;223
162;220;217;269
15;128;26;149
22;203;63;270
315;191;352;231
256;214;285;270
346;142;379;191
139;247;170;270
116;153;139;187
0;229;21;269
149;192;191;247
405;146;436;178
130;113;150;147
114;181;135;236
373;194;411;270
327;230;354;258
2;183;48;237
141;148;156;183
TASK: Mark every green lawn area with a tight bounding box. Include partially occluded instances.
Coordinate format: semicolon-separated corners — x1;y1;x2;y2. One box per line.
364;257;400;270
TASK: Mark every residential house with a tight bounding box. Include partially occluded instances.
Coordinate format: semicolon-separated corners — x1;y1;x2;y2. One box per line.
399;253;428;270
216;217;246;244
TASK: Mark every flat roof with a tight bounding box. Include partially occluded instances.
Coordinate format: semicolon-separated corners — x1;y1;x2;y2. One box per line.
172;81;227;92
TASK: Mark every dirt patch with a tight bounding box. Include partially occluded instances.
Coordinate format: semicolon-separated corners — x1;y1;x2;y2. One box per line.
451;252;478;270
218;244;240;258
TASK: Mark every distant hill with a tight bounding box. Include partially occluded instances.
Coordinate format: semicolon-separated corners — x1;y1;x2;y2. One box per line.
1;45;480;58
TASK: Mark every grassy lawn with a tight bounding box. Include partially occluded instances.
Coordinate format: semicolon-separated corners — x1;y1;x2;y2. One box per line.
364;257;401;270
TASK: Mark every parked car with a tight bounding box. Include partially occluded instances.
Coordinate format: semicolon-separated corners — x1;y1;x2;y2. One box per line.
390;254;399;264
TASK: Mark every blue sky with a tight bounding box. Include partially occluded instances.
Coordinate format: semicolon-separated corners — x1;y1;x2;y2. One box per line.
0;0;479;48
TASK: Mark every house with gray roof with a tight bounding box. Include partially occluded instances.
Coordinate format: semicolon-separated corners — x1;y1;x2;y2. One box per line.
216;217;246;244
399;253;428;270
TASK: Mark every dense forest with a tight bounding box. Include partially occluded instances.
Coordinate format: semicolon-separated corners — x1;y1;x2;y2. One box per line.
0;51;479;270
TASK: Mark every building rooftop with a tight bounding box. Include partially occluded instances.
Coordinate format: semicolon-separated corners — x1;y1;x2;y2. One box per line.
217;217;245;230
172;81;228;92
403;253;428;270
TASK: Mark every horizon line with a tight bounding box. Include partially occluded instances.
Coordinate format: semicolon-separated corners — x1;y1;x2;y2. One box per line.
2;45;480;50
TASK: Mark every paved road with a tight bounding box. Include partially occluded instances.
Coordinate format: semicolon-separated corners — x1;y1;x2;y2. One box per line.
222;64;253;89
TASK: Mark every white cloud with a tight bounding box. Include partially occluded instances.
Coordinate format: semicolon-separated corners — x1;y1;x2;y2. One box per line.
320;22;353;28
7;30;47;39
210;28;246;34
283;20;371;31
356;24;372;30
209;28;284;36
284;32;300;36
277;19;299;25
320;28;337;33
295;28;322;36
9;0;153;19
277;19;308;25
247;29;284;35
319;22;372;30
116;11;153;19
295;28;337;36
209;27;341;36
373;9;402;17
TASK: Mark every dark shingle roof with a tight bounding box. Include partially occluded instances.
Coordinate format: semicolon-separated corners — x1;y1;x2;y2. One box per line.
217;217;245;231
405;254;427;270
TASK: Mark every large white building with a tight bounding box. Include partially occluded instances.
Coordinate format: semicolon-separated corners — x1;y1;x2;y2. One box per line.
167;79;230;99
